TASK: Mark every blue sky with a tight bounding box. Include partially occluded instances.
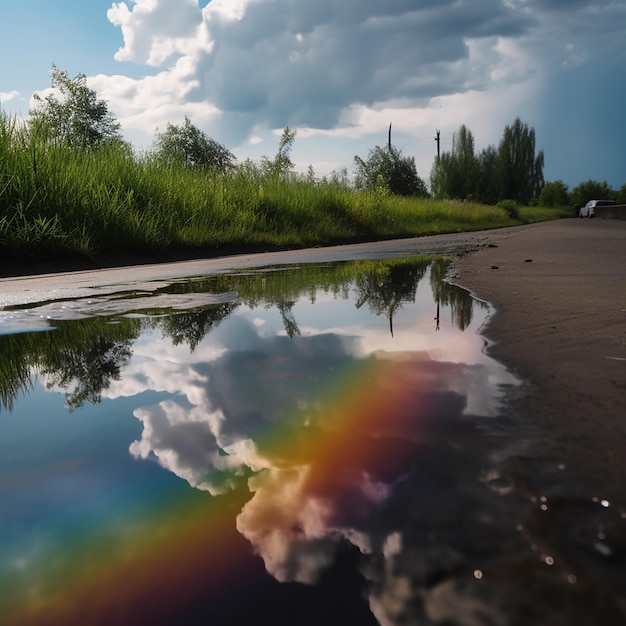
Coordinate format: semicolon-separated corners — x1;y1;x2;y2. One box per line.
1;0;624;191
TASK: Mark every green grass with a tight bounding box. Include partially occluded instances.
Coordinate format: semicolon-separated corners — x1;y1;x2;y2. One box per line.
0;114;571;265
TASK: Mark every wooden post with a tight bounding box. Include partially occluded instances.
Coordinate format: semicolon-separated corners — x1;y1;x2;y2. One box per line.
435;129;440;158
388;123;392;150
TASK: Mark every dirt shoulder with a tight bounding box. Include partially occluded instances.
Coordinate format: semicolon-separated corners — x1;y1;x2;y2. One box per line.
454;218;626;505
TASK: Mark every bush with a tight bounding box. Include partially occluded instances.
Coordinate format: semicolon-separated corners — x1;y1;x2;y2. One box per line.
354;145;428;197
497;199;520;219
570;180;615;209
538;180;570;207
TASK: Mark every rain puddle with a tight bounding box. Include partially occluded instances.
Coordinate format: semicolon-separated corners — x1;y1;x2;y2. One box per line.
0;256;624;626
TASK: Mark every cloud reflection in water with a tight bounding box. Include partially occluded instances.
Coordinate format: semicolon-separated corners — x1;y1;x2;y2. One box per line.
111;266;519;615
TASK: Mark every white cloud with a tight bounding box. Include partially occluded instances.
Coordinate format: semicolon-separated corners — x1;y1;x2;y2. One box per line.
96;0;537;151
108;0;205;65
129;398;264;494
41;0;608;186
0;90;19;104
2;0;625;185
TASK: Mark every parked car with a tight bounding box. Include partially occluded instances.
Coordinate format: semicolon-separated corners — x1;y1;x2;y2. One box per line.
579;199;616;217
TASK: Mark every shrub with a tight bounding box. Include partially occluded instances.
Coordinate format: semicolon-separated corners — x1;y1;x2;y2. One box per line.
497;199;520;219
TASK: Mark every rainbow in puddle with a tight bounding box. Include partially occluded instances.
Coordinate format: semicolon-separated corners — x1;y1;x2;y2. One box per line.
2;351;465;626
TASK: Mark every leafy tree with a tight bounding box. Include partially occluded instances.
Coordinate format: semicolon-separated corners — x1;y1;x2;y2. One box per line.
152;116;235;172
430;125;478;200
617;183;626;205
29;65;122;149
354;144;428;197
261;126;297;178
497;117;544;205
430;152;455;200
451;124;479;199
475;145;499;205
538;180;570;207
570;179;616;209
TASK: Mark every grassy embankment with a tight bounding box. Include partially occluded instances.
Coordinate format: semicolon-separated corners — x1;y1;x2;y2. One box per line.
0;115;570;265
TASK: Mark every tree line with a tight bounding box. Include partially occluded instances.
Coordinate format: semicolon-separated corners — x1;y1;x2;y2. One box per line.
430;120;544;205
22;66;626;208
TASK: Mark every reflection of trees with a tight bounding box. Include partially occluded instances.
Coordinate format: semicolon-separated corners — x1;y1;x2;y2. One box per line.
354;260;430;336
156;301;239;351
277;301;300;338
0;334;35;413
42;335;133;411
430;258;480;331
0;256;482;412
0;318;141;413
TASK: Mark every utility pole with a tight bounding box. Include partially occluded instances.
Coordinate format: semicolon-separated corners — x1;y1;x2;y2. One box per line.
435;129;440;158
388;122;392;150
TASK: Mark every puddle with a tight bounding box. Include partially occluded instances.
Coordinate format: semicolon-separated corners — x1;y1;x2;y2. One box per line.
0;256;624;625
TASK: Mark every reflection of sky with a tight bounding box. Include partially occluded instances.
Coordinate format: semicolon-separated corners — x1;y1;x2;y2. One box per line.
101;270;518;597
0;265;525;626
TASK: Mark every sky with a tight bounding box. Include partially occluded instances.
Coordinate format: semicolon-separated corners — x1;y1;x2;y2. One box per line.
1;0;625;190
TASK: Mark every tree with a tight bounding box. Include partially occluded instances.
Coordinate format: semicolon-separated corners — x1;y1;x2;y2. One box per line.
451;125;479;199
570;179;616;209
497;118;544;205
429;125;478;200
429;152;454;200
29;65;122;149
538;180;570;207
152;116;235;172
354;144;428;197
475;145;499;205
261;126;297;178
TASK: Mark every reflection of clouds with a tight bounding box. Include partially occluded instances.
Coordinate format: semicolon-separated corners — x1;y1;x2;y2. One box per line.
129;399;263;495
236;466;338;584
109;292;521;596
234;350;477;586
237;464;383;584
203;330;363;449
103;330;222;404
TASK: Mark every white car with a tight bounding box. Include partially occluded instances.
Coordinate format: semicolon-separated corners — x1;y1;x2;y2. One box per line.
579;199;615;217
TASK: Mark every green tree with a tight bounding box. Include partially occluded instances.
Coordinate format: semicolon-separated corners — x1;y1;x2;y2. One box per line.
475;145;499;205
617;183;626;205
429;152;455;199
429;125;478;200
570;179;616;209
538;180;570;207
354;144;428;197
497;118;544;205
261;126;297;178
152;116;235;172
29;65;122;149
452;125;478;199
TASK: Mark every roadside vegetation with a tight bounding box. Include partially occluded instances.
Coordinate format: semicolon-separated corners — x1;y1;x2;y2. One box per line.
2;66;610;266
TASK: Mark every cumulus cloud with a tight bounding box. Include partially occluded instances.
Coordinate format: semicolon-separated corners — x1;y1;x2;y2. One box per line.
77;0;620;184
0;90;19;104
99;0;543;146
108;0;206;65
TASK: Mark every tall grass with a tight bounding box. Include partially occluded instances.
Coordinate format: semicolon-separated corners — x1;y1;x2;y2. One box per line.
0;113;570;264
